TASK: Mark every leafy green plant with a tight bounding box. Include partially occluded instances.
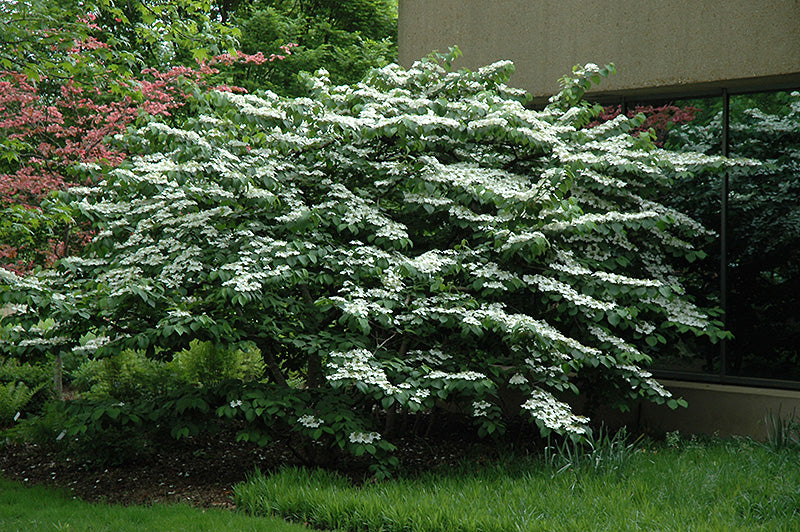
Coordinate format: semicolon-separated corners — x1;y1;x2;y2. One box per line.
0;357;51;416
0;357;51;388
543;425;642;475
0;381;42;426
172;340;266;385
664;429;681;448
9;382;230;467
70;349;177;400
226;0;398;96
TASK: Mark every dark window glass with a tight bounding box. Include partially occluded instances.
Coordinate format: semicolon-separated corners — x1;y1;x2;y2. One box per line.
726;91;800;380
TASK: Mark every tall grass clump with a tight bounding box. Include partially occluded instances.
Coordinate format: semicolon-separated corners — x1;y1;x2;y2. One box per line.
764;408;800;450
543;425;642;475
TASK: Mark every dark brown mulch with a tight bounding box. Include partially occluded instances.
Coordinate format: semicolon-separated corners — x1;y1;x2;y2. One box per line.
0;430;507;509
0;430;299;508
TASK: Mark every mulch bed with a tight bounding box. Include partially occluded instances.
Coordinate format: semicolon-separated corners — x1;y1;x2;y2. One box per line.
1;427;506;509
0;430;294;508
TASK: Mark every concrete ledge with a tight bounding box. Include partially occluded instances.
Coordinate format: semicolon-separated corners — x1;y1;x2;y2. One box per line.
624;380;800;440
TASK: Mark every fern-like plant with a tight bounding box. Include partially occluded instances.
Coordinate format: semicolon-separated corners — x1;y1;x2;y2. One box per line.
0;381;41;425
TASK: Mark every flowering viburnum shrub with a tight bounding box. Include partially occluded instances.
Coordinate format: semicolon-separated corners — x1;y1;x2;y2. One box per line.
1;54;748;454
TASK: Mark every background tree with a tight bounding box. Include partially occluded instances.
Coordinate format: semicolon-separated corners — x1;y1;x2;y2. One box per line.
222;0;398;95
0;0;289;271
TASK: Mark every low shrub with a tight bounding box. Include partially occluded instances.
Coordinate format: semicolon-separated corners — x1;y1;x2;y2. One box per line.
0;357;51;388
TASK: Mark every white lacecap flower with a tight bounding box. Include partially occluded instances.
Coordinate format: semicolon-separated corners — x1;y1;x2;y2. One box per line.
509;373;527;385
297;415;324;428
472;400;492;417
427;370;487;381
229;400;243;408
521;389;589;435
349;431;381;444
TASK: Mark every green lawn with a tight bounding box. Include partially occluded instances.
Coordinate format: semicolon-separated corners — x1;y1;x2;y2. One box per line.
0;477;311;532
236;438;800;532
5;437;800;532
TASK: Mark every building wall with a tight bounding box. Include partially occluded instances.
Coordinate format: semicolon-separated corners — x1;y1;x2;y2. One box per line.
399;0;800;100
600;381;800;440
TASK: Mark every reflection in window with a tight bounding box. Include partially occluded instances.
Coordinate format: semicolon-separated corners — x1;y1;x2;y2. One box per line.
726;91;800;380
654;90;800;382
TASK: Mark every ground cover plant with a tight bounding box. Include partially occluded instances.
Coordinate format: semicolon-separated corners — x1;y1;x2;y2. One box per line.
0;50;751;473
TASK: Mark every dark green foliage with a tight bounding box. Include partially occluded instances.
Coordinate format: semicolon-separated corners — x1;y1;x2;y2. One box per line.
0;357;51;421
0;382;42;426
71;342;266;399
8;379;395;470
70;349;179;401
226;0;397;95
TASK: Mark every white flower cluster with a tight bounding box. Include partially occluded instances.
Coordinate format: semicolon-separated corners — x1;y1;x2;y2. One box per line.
327;349;403;395
3;303;29;315
72;335;110;355
509;373;528;385
349;431;381;444
297;415;324;429
405;250;457;275
409;388;431;404
325;182;409;242
463;303;603;359
589;325;642;359
616;365;672;399
551;249;662;287
421;159;539;204
472;400;492;417
500;231;547;251
427;370;487;381
521;390;589;435
526;274;616;311
464;261;520;291
328;296;393;322
644;296;709;329
543;210;659;232
18;336;69;347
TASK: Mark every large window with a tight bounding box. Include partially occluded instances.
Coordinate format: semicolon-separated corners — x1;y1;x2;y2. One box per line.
623;89;800;386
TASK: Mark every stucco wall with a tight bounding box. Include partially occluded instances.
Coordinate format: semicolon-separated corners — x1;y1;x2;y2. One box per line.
599;381;800;440
399;0;800;101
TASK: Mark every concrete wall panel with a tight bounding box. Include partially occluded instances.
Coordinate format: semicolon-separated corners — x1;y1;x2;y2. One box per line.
596;381;800;440
399;0;800;100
